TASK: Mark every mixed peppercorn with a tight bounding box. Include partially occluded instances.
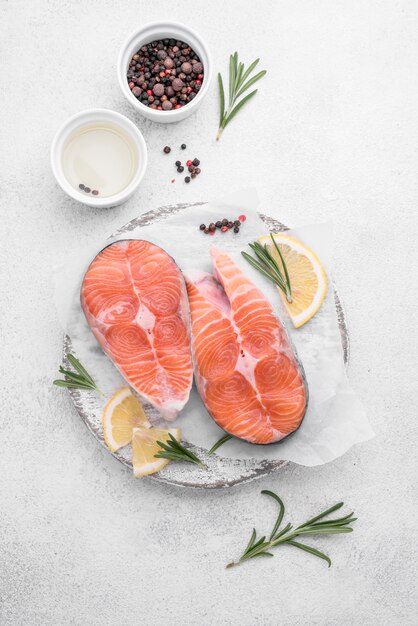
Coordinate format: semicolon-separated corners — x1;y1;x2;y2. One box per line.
127;39;204;111
199;214;246;235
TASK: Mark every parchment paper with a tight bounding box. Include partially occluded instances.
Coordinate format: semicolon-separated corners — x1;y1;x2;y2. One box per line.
54;189;374;466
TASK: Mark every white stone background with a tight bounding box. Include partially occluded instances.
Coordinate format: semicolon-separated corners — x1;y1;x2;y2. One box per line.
1;0;417;624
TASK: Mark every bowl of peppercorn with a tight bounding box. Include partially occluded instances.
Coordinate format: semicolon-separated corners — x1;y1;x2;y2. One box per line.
118;21;212;123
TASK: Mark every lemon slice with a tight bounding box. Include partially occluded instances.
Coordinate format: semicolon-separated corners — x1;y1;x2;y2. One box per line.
258;233;327;328
102;387;149;452
132;427;180;477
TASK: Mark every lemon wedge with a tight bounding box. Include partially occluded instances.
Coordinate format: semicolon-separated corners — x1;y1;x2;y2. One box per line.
132;427;180;477
102;387;181;477
102;386;149;452
258;233;327;328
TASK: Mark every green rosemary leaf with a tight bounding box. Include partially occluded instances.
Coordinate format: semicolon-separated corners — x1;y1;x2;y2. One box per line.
241;57;260;84
253;551;274;558
67;354;95;385
229;53;236;105
224;89;258;127
298;502;344;528
286;540;332;567
58;368;90;385
207;433;233;456
296;527;353;536
235;61;244;91
218;73;225;126
272;522;293;542
261;490;285;540
236;70;267;99
241;252;285;287
244;528;257;553
269;234;292;298
53;379;93;390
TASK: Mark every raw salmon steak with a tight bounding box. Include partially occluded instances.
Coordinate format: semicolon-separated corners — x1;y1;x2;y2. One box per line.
81;240;193;420
185;248;308;444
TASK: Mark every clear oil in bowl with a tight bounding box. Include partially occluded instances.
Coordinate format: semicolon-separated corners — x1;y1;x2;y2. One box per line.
62;122;139;198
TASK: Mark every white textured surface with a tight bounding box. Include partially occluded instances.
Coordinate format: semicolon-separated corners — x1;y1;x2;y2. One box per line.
1;1;417;624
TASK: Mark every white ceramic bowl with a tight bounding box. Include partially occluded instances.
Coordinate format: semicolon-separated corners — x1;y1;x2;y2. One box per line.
51;109;148;208
118;22;212;123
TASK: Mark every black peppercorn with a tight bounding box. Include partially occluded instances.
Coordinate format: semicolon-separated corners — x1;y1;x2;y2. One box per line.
221;218;228;226
195;167;201;175
175;160;181;167
199;224;206;231
192;158;200;166
181;143;186;149
234;220;241;227
209;223;216;232
163;146;171;154
92;190;99;196
228;221;234;229
185;176;191;183
78;183;85;190
188;165;194;172
204;227;210;233
84;187;91;193
215;221;222;228
234;226;240;233
177;165;184;173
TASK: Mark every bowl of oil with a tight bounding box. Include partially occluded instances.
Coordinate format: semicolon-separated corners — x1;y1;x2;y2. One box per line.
51;109;147;207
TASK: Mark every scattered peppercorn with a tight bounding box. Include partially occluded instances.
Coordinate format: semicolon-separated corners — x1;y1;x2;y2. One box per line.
185;176;191;183
199;224;206;230
221;225;228;232
216;221;222;228
192;158;200;166
228;221;234;229
78;183;85;190
175;160;181;167
221;218;228;226
234;226;240;233
186;159;193;166
238;214;247;222
177;165;184;173
204;227;210;233
181;143;186;149
92;190;99;196
209;223;216;232
163;146;171;154
84;187;91;193
188;165;194;172
195;167;201;175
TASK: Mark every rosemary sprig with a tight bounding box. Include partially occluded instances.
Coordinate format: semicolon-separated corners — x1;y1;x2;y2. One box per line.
217;52;266;140
207;433;233;456
53;354;104;396
227;490;356;569
242;234;292;303
155;433;206;469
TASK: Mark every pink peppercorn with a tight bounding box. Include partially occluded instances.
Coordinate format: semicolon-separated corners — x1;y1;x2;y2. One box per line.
238;214;247;222
128;82;134;89
221;226;228;232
